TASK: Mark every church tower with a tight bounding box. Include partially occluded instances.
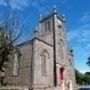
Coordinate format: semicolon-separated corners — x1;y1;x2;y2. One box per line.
32;7;76;90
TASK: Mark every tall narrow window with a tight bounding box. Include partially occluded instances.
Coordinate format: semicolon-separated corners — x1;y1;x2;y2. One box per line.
58;39;64;60
61;43;63;59
42;54;46;75
41;49;49;76
47;21;50;31
58;43;63;59
13;53;19;76
45;22;47;32
45;21;50;32
69;59;72;66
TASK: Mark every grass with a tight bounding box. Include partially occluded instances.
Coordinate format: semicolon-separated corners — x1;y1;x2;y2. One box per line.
0;86;21;90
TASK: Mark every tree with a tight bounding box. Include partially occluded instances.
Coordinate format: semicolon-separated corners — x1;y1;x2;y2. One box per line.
0;19;22;85
0;13;21;69
0;26;10;85
82;72;90;85
87;57;90;67
75;69;90;85
85;72;90;75
0;3;23;86
0;27;9;71
75;69;83;85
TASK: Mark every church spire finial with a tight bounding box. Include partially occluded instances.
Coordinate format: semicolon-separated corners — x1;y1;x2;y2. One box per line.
62;14;66;21
53;5;57;14
39;14;43;21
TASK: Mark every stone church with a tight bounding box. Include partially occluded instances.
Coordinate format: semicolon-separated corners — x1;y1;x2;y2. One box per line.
5;8;76;90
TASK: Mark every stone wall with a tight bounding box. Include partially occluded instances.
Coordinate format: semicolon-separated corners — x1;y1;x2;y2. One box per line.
5;43;33;88
32;38;54;89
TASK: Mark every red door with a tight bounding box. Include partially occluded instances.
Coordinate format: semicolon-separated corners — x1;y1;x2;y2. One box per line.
60;67;64;80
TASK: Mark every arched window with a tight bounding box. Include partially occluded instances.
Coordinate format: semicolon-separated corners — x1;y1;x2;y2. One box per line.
13;49;21;76
69;59;72;66
58;39;64;59
13;53;19;76
60;43;63;59
41;49;49;76
44;21;51;32
42;53;46;75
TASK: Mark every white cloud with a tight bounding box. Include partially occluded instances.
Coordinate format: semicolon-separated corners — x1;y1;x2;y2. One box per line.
67;26;90;43
55;0;67;4
68;12;90;43
10;0;31;10
0;0;7;6
31;0;68;13
0;0;30;11
0;0;68;11
80;12;90;24
67;12;90;61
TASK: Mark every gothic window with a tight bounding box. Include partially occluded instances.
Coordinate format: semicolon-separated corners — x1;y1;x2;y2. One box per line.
47;21;50;31
45;21;51;32
41;49;49;76
13;50;21;76
69;59;72;66
58;27;62;37
59;43;64;59
58;40;64;59
45;22;47;31
13;53;19;76
58;20;65;37
60;43;63;59
42;54;46;75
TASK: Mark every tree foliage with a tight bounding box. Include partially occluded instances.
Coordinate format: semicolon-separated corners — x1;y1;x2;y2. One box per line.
0;2;23;85
75;69;83;84
87;57;90;67
0;15;22;71
75;69;90;85
0;27;10;72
